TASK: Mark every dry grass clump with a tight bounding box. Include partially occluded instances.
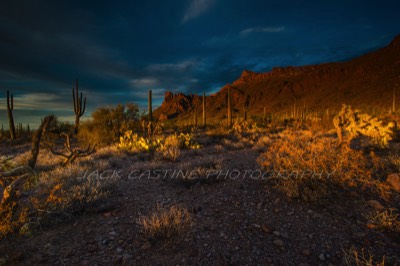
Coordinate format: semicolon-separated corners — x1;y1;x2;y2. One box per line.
365;208;400;233
138;205;192;240
258;131;388;201
342;246;385;266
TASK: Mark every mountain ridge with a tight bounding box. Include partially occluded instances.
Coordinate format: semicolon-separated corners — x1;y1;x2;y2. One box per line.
154;35;400;122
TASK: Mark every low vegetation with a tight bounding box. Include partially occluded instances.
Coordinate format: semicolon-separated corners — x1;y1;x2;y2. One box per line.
1;103;399;264
138;205;192;240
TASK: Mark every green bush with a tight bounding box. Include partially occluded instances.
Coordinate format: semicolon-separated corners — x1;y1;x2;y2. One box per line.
78;103;140;146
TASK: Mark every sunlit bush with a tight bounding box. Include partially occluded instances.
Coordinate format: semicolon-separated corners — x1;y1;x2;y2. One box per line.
258;131;389;201
333;104;395;148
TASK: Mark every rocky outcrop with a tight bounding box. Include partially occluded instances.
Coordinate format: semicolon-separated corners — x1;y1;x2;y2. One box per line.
155;92;201;120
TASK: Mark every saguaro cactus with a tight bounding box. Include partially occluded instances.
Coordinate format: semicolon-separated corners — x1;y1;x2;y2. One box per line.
6;90;16;140
193;109;197;127
202;91;206;127
72;79;86;134
244;95;250;121
227;88;232;127
393;87;396;114
148;89;153;137
263;106;267;122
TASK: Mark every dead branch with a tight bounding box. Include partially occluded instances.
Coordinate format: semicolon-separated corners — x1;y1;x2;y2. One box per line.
27;115;54;169
45;132;96;166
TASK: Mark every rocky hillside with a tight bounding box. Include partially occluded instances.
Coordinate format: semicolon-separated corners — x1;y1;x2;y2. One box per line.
154;35;400;122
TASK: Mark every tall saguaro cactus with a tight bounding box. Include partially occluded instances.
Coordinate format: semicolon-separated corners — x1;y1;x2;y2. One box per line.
72;79;86;134
193;109;197;127
244;95;250;121
393;87;396;114
6;90;16;140
227;87;232;127
148;89;153;137
202;91;206;127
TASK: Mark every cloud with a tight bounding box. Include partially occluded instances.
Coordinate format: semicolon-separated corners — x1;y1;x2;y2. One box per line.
130;78;159;87
146;59;200;72
182;0;214;23
203;26;286;48
7;93;70;111
240;26;285;35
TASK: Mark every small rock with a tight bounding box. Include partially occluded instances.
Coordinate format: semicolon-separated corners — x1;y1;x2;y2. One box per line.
273;231;281;236
88;244;98;252
123;254;133;264
116;247;123;253
367;200;385;211
302;249;311;256
356;232;366;238
141;241;152;250
273;239;284;247
319;253;326;261
262;224;272;234
387;173;400;192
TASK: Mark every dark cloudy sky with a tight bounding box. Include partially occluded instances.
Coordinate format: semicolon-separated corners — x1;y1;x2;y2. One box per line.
1;0;399;128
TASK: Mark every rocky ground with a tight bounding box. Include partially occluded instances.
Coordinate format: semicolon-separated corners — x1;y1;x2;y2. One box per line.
0;130;399;265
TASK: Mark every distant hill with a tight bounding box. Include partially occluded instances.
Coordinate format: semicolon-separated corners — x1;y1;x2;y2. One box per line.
154;35;400;122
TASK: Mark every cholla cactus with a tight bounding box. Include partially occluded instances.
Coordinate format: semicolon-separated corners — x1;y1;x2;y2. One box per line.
333;104;395;147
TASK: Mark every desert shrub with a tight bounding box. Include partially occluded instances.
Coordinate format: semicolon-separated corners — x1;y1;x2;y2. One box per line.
78;103;140;146
33;172;116;216
47;117;74;134
232;120;260;134
258;131;388;201
0;159;117;238
156;133;200;161
342;246;385;266
158;134;181;161
253;134;272;152
333;105;395;148
138;205;192;240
